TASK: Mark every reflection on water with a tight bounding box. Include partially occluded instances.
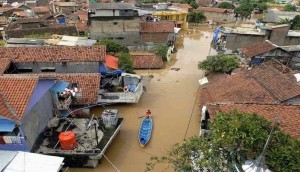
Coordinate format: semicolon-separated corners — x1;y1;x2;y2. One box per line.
71;25;213;172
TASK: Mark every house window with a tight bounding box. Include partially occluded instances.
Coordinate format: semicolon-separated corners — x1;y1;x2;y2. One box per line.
113;22;118;25
125;10;128;12
62;62;67;66
41;67;56;72
116;37;124;40
18;67;32;73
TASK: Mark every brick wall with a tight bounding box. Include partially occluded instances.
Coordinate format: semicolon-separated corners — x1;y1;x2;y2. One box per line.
141;33;170;43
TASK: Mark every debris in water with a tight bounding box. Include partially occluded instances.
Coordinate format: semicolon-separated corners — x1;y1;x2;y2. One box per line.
171;68;180;71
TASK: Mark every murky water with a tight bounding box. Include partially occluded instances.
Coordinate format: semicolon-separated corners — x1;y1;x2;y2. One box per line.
71;25;214;172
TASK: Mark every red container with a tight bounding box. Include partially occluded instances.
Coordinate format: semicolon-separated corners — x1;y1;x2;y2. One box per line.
59;131;77;150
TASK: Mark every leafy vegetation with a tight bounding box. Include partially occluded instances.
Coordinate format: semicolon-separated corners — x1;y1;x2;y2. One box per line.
116;52;135;74
218;2;235;9
153;43;169;61
198;54;240;73
291;15;300;30
146;110;300;172
96;39;134;73
284;3;297;11
187;11;206;24
234;3;254;20
189;1;199;9
95;38;129;54
0;41;6;46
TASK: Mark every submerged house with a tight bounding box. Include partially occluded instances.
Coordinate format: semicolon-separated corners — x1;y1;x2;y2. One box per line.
0;76;55;151
239;40;292;66
217;24;300;51
0;46;106;73
88;3;140;45
0;73;103;150
199;60;300;138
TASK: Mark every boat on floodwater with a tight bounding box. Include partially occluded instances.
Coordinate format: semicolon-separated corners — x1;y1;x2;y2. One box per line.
99;73;144;103
32;109;124;168
138;116;153;147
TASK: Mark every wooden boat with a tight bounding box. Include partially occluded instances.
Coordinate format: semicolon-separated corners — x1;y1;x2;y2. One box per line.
138;116;153;147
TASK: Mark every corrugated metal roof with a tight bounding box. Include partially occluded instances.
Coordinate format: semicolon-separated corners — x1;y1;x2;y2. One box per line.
3;151;64;172
0;151;18;171
89;3;135;10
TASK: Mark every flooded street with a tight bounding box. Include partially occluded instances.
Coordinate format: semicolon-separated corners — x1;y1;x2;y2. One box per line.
72;25;214;172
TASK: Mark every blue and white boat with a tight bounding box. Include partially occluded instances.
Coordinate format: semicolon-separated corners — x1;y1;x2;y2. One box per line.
138;116;153;147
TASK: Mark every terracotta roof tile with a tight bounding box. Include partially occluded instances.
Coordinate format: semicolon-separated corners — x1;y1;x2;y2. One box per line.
0;93;20;122
196;0;212;6
0;76;38;121
140;21;174;33
197;7;233;13
0;58;11;74
0;46;106;62
240;40;277;58
33;73;100;105
207;104;300;138
31;6;50;13
249;62;300;101
130;52;164;69
201;72;277;105
200;62;300;106
171;3;193;9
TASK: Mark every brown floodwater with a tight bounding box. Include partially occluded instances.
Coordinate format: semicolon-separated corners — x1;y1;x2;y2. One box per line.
71;25;215;172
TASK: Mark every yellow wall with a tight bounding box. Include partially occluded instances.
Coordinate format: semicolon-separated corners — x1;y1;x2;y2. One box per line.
153;11;188;30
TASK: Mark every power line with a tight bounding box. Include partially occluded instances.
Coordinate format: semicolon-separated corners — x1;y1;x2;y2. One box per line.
184;85;201;140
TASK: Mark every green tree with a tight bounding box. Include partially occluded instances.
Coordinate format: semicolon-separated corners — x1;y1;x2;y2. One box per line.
278;17;291;24
189;1;199;9
291;15;300;30
95;39;129;54
284;4;297;11
198;54;240;73
116;52;135;73
254;2;268;12
218;2;235;9
234;3;253;20
146;110;300;172
153;43;169;61
188;11;206;24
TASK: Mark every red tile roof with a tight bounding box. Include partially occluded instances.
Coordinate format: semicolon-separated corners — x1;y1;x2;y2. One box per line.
196;0;212;6
201;62;300;106
240;40;278;58
31;6;50;13
0;76;38;121
171;3;193;9
201;72;277;105
207;104;300;138
35;73;100;105
105;54;119;70
140;21;174;33
0;93;20;122
0;46;106;62
130;52;164;69
249;62;300;101
197;7;233;13
0;58;11;74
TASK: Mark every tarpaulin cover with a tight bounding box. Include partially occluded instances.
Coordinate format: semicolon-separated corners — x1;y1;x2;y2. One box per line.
50;81;70;92
105;55;119;70
0;119;16;132
212;27;221;43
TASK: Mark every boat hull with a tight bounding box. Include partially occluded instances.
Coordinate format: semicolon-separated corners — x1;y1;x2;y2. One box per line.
138;117;153;147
